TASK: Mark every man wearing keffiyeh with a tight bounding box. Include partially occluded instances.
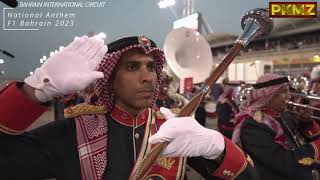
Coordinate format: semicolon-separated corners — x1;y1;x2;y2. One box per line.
0;35;258;180
310;65;320;121
216;84;239;139
232;73;320;180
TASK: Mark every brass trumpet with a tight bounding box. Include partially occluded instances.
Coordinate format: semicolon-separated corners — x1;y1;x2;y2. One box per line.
290;92;320;102
288;92;320;116
286;101;320;122
286;101;320;112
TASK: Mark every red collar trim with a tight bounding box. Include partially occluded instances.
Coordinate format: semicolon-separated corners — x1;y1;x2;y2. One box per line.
110;105;148;127
262;108;281;117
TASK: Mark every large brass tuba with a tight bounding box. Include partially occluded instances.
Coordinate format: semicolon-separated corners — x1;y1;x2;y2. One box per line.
164;27;214;84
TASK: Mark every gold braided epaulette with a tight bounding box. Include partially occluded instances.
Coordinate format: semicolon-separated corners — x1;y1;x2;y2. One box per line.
64;103;108;119
156;108;181;119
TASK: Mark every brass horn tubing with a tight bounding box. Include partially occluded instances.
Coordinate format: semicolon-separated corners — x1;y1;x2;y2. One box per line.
290;92;320;102
287;101;320;111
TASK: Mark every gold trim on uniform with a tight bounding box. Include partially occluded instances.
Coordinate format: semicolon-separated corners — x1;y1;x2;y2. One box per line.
64;104;107;119
177;158;187;180
234;145;249;179
311;142;319;160
0;123;23;135
246;154;254;167
298;157;319;166
223;170;235;177
130;109;186;179
155;157;175;170
130;109;153;176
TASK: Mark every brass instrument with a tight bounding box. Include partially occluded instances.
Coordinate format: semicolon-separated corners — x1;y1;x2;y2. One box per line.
286;101;320;112
286;93;320;125
289;76;309;94
158;70;189;108
167;90;189;107
288;92;320;116
290;92;320;102
237;84;253;102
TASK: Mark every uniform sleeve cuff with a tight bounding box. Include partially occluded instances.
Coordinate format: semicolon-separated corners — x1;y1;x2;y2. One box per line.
212;137;248;180
0;82;47;134
311;139;320;161
304;121;320;138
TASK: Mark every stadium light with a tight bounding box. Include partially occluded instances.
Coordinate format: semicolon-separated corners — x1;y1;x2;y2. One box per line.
158;0;175;9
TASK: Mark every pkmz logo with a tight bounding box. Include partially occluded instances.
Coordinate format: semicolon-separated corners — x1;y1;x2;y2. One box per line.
269;2;317;18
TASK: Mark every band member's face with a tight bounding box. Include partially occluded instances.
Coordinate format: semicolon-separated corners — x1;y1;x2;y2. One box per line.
268;86;290;112
113;50;157;114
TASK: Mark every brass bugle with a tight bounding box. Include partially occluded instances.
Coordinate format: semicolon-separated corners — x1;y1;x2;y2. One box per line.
286;101;320;111
290;92;320;102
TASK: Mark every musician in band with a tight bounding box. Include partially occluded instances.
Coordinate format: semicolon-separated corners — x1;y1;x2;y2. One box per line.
155;72;207;127
0;35;258;180
310;66;320;122
155;71;177;109
216;85;239;139
232;73;320;180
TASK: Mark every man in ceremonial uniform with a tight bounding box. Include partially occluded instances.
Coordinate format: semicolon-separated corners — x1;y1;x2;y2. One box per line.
155;71;178;109
232;74;320;180
310;65;320;122
0;35;257;180
216;85;239;138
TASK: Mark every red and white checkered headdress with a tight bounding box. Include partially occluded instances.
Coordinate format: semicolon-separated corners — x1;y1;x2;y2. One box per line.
93;36;165;111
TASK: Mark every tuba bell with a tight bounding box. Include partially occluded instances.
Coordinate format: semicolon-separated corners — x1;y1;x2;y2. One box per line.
163;27;213;84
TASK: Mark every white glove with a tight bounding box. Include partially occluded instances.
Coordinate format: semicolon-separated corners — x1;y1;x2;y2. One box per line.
149;107;225;159
24;36;108;102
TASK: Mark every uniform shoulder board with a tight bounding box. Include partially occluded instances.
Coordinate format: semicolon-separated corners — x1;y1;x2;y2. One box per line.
156;108;181;119
64;103;108;119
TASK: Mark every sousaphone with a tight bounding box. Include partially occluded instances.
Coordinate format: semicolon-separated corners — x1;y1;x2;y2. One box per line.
164;27;213;84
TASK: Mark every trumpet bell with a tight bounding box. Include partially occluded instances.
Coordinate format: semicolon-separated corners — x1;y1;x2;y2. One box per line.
164;27;213;83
